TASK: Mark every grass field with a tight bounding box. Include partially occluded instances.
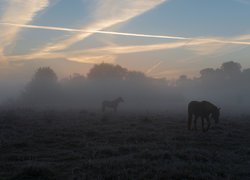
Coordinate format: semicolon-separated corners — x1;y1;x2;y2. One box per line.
0;109;250;179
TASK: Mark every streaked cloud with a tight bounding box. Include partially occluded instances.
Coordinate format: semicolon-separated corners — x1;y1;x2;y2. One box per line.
1;0;250;79
0;0;50;60
235;34;250;41
5;38;238;64
2;22;250;66
34;0;168;54
1;0;171;63
4;29;250;66
62;38;250;57
4;40;209;60
67;55;116;64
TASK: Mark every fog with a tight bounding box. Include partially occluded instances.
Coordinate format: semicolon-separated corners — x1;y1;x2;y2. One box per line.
1;61;249;115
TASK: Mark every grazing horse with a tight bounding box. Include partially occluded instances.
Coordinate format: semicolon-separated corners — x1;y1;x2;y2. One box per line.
102;97;124;112
188;101;220;132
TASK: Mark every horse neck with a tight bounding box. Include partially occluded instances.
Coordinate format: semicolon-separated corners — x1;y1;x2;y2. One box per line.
210;103;217;110
114;99;121;104
204;101;216;111
209;104;217;113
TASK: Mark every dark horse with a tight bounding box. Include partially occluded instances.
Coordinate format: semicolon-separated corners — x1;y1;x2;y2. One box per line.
188;101;220;132
102;97;124;112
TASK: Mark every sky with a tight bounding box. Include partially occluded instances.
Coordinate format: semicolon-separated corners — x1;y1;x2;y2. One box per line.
0;0;250;80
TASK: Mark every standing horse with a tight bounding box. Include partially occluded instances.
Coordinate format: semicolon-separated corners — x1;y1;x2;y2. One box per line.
188;101;220;132
102;97;124;112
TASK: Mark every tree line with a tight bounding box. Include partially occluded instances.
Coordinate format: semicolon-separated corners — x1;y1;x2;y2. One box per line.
7;61;250;113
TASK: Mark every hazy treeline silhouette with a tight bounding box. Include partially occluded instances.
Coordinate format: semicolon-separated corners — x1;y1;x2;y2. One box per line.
176;61;250;114
9;63;182;111
1;61;250;114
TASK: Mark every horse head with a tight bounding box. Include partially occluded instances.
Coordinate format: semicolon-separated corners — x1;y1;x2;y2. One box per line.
117;97;124;103
212;107;220;124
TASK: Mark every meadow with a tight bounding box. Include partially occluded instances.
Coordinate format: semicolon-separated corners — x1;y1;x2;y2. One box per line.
0;109;250;180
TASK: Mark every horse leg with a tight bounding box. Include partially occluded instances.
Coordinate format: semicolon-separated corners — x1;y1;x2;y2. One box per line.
206;117;211;131
194;116;198;131
188;113;192;130
202;118;205;132
102;105;105;112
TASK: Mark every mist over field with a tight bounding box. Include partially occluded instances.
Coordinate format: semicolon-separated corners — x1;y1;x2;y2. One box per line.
1;61;249;115
1;59;250;180
1;0;250;179
1;62;250;179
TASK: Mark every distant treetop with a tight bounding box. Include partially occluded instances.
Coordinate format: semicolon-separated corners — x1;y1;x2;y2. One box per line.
87;63;128;80
33;67;58;83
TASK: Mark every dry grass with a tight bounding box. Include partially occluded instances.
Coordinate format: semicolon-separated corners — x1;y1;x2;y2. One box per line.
0;109;250;179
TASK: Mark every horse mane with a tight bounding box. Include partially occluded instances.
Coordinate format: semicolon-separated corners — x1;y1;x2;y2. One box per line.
115;97;123;102
202;101;218;110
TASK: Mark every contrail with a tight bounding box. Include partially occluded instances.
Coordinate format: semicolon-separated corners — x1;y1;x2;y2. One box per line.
146;61;163;74
1;22;250;45
0;22;189;40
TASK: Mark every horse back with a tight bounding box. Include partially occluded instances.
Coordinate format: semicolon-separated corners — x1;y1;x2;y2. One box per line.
188;101;215;117
188;101;200;113
201;101;217;112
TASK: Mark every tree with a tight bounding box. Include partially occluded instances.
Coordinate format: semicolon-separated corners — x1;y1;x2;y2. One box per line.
22;67;60;105
176;75;193;88
87;63;128;80
200;68;215;79
126;71;147;81
220;61;242;78
63;73;85;86
32;67;57;83
242;68;250;78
